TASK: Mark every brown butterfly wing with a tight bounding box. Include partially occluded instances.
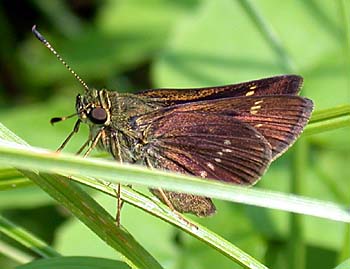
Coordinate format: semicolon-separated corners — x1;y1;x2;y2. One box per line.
137;75;303;106
163;95;314;159
135;95;313;178
132;86;313;216
137;112;273;185
139;95;313;159
137;112;273;217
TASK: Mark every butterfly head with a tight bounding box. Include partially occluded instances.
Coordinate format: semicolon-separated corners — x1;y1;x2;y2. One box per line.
75;90;111;126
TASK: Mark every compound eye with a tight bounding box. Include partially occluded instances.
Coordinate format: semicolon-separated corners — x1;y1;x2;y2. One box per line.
89;107;107;124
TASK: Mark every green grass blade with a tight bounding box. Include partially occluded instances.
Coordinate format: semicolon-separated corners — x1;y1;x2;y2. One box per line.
0;125;349;224
304;105;350;136
334;258;350;269
0;124;268;269
17;256;131;269
0;167;32;190
0;215;60;259
0;239;34;264
288;141;307;269
69;174;268;269
304;114;350;136
309;105;350;123
0;124;163;269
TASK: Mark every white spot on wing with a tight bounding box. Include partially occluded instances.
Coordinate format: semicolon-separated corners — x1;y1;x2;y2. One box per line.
207;163;215;170
251;105;261;110
214;158;221;163
222;149;232;153
217;151;223;156
250;103;262;115
245;90;255;96
224;140;231;145
200;171;208;178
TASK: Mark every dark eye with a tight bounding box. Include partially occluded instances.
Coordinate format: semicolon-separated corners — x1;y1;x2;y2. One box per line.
89;107;107;124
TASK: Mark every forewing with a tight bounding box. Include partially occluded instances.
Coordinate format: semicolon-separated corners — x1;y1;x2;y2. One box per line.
233;96;313;159
136;94;312;163
138;112;273;185
137;75;302;105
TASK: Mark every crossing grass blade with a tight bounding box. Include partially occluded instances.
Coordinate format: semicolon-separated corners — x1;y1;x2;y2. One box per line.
0;124;163;269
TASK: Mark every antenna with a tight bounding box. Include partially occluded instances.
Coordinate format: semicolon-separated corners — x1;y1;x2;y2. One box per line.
32;25;90;93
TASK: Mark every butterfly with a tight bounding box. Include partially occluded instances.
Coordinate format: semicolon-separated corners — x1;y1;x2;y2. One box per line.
32;25;313;218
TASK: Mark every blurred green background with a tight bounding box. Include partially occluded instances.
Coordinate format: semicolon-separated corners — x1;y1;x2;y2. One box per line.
0;1;350;269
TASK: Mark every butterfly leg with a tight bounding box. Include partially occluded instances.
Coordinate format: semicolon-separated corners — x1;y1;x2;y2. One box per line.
114;185;123;227
144;158;199;226
56;120;81;152
71;129;124;224
144;158;177;211
115;183;123;226
110;132;124;227
79;130;123;226
151;188;200;228
80;129;124;227
83;130;103;157
78;130;124;226
76;132;92;155
156;188;176;211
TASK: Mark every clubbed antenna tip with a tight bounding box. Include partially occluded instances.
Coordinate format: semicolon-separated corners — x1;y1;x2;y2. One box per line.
31;25;90;93
50;113;77;125
32;25;45;43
